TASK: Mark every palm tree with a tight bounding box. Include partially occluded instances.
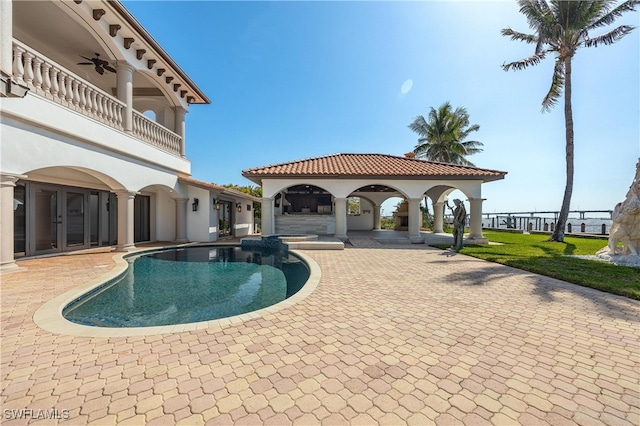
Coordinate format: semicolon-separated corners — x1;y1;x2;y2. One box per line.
408;102;484;167
502;0;638;242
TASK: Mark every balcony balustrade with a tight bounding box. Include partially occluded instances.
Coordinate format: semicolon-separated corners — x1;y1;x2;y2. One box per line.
11;40;182;156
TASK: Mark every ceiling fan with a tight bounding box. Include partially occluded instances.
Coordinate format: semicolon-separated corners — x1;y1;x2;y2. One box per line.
77;53;116;75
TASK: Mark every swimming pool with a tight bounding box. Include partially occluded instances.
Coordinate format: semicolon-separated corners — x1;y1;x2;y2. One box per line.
62;246;310;328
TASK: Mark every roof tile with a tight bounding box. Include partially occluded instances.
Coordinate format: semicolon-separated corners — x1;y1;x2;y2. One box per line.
242;153;507;183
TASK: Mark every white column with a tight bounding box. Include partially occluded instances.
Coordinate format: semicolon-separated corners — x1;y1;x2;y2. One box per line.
467;198;487;243
261;197;274;235
0;173;25;273
174;107;187;157
116;62;134;132
0;0;12;77
433;202;444;233
408;198;423;243
373;204;381;230
174;198;188;243
334;197;348;240
116;191;137;252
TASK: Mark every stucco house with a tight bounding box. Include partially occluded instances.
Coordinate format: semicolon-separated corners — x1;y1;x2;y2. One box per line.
1;0;255;272
243;153;507;242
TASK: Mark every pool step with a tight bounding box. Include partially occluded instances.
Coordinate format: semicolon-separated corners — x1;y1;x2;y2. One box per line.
68;313;146;328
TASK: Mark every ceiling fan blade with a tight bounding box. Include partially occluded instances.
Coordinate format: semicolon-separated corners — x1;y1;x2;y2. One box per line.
103;65;116;73
77;62;93;65
79;55;93;61
95;66;105;75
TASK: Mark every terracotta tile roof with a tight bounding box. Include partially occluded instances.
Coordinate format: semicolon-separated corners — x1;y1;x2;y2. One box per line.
242;153;507;184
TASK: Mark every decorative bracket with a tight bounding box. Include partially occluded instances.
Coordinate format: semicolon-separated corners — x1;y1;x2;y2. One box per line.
92;9;106;21
109;24;121;37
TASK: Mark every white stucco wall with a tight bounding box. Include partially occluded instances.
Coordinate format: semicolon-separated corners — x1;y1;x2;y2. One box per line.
262;178;483;201
186;186;211;242
233;201;254;237
155;190;177;242
347;198;374;230
1;95;190;188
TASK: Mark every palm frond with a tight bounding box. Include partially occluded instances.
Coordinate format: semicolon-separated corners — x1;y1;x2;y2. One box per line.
502;52;547;71
501;28;538;44
587;0;640;30
585;25;636;47
408;115;429;137
541;59;565;112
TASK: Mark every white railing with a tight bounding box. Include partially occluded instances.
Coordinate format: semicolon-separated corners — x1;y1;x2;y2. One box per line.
12;40;124;129
12;40;182;156
132;111;182;155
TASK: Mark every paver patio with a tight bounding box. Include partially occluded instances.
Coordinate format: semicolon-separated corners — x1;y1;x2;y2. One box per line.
1;242;639;425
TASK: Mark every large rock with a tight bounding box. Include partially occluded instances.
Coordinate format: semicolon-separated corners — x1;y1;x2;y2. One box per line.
597;158;640;260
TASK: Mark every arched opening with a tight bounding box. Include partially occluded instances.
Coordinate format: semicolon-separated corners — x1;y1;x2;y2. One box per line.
143;110;157;121
14;167;124;257
274;184;333;215
270;184;335;235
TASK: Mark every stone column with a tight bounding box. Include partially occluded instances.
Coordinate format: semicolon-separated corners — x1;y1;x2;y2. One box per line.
467;198;487;243
433;202;444;233
408;198;423;243
116;62;134;132
0;173;25;273
261;197;274;236
174;107;187;157
115;190;137;252
174;198;188;243
0;0;12;78
373;204;381;230
334;197;348;240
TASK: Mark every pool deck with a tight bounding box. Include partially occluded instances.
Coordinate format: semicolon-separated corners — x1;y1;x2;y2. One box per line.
1;236;639;425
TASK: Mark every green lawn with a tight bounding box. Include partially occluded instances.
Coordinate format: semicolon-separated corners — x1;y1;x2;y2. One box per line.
435;231;640;300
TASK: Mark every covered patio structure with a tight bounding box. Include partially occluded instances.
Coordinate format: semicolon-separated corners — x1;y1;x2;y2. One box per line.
242;153;507;243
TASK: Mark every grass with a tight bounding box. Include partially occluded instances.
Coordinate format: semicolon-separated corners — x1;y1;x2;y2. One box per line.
435;231;640;300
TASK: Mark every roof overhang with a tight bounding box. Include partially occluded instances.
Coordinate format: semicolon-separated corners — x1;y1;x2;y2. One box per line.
179;177;260;202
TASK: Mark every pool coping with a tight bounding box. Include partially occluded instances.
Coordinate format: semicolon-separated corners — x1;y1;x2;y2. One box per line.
32;245;321;337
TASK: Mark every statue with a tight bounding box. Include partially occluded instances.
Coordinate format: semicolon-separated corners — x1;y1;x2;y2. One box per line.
597;158;640;261
447;199;466;251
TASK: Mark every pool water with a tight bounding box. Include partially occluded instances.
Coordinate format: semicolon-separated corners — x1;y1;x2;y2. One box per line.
63;246;310;328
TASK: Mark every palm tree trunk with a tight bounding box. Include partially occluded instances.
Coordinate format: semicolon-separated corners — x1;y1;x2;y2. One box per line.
550;57;574;242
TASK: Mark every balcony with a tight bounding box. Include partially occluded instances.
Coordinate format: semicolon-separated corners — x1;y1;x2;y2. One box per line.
11;40;182;157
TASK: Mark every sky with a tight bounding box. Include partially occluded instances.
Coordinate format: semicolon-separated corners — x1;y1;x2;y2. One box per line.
123;0;639;216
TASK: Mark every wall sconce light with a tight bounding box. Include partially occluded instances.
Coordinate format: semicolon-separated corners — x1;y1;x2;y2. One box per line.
192;198;199;212
236;202;242;213
213;198;220;210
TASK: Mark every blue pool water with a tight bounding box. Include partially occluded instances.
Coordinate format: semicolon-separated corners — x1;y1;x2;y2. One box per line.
63;246;310;328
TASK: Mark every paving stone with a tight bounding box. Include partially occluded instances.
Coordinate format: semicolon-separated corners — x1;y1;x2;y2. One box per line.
3;245;639;426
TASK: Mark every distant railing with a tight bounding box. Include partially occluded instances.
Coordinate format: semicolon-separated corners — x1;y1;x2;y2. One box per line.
478;210;613;235
12;40;182;156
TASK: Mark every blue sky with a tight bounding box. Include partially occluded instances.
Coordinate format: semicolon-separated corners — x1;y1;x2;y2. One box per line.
124;0;639;215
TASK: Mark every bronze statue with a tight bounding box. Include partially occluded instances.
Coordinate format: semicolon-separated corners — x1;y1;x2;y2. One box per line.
447;199;466;251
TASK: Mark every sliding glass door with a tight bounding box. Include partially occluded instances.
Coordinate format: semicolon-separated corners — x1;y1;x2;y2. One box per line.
33;185;61;254
27;183;106;256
